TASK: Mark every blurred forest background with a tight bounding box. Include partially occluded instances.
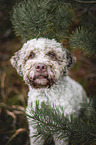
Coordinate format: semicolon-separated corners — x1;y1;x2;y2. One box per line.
0;0;96;145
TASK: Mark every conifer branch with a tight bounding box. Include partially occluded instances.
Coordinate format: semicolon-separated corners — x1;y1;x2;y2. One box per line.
26;101;72;140
26;101;96;144
69;27;96;57
11;0;75;42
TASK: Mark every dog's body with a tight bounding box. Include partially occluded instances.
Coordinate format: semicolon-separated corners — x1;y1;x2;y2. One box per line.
27;76;86;145
11;38;87;145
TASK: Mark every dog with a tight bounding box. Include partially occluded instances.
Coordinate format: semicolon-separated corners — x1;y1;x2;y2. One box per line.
10;38;87;145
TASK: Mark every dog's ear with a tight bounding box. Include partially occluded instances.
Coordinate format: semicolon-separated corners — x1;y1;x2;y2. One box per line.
10;50;23;76
66;50;76;71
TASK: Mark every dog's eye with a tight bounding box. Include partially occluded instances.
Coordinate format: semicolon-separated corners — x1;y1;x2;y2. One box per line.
50;54;54;58
47;52;56;60
31;54;34;58
28;52;35;59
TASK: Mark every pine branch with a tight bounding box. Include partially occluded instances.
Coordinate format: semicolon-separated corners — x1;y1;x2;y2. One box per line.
69;101;96;144
69;27;96;57
11;0;75;42
26;101;72;141
26;101;96;144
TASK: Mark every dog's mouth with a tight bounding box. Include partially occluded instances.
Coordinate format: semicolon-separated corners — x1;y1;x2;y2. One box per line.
29;75;55;89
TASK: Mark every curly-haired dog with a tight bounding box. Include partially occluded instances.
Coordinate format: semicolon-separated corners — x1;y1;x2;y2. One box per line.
11;38;87;145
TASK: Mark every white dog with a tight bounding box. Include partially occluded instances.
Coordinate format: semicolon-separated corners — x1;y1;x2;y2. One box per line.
11;38;87;145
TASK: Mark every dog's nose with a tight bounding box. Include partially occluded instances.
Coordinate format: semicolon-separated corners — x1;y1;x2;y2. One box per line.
35;64;47;72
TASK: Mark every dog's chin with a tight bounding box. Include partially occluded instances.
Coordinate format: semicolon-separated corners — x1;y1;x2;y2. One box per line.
29;76;55;89
33;78;49;88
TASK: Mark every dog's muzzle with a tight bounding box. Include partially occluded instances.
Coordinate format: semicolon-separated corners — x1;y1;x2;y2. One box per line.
28;63;55;88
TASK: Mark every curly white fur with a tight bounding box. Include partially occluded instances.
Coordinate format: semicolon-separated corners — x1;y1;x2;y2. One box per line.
11;38;87;145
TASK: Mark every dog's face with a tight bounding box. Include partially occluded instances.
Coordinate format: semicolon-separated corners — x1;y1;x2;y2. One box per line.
11;38;75;88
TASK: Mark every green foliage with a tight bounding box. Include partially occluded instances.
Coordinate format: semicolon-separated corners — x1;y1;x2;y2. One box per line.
11;0;75;42
69;27;96;57
69;102;96;145
26;101;71;142
69;1;96;58
11;0;96;58
26;101;96;144
11;0;52;41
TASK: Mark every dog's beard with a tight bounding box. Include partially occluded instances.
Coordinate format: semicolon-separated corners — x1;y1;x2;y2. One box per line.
28;75;55;89
24;64;62;89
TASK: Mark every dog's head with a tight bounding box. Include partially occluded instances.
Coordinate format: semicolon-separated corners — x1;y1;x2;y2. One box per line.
10;38;75;88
